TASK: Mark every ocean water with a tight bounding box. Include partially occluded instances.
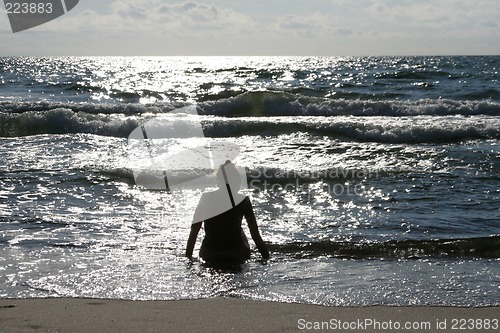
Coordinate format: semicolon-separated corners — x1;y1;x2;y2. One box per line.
0;56;499;306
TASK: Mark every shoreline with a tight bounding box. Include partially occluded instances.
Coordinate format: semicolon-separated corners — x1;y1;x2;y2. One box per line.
1;298;498;333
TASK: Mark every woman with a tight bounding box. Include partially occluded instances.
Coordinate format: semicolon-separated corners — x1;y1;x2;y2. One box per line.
185;161;269;262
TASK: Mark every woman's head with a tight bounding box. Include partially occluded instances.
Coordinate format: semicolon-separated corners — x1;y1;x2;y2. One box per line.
216;160;242;192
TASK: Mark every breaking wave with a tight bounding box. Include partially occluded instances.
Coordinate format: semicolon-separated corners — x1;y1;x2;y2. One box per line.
269;235;500;259
1;94;499;143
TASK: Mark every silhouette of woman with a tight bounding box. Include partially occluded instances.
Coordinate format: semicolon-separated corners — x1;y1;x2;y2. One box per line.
185;161;269;262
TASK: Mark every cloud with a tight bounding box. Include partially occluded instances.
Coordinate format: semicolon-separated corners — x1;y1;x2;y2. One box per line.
110;1;148;19
478;19;498;29
366;0;498;28
152;1;254;32
334;28;353;36
276;15;322;37
42;0;256;38
1;0;498;55
274;12;355;39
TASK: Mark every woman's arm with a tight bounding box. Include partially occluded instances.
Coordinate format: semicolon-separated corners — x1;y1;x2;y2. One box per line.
185;222;202;259
187;193;207;259
244;197;270;259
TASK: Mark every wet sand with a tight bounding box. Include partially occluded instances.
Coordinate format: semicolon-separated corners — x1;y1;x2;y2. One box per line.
0;297;498;333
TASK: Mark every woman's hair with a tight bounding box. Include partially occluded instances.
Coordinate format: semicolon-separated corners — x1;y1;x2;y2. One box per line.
215;160;242;191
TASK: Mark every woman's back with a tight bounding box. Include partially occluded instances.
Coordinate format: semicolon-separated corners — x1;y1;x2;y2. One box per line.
201;196;251;258
185;161;269;262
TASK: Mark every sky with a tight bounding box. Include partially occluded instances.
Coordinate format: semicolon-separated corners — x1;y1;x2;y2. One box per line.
0;0;499;56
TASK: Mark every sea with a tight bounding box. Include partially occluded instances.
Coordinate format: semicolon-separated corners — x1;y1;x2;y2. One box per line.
0;56;499;306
